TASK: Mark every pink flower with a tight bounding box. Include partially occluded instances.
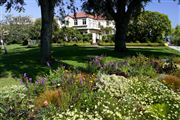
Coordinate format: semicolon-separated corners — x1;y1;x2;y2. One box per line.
43;100;48;107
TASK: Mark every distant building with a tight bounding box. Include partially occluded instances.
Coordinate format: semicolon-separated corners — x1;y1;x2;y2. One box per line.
57;12;115;44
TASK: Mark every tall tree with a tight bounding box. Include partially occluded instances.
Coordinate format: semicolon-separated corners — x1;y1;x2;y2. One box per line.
82;0;179;52
127;11;171;43
2;15;32;44
172;25;180;46
0;0;76;64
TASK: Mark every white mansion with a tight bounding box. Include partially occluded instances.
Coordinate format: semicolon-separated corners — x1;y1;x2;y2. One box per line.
58;12;115;44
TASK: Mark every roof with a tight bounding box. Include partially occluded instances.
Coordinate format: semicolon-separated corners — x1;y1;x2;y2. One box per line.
69;12;105;20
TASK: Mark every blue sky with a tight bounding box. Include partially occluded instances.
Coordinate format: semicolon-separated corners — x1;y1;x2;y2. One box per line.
0;0;179;27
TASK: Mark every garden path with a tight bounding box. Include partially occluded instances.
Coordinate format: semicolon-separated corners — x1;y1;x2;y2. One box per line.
169;46;180;52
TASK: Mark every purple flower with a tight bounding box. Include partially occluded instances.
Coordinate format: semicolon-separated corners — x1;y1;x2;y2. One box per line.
46;61;51;67
35;81;39;84
41;79;45;85
23;73;27;77
79;74;83;85
29;78;32;82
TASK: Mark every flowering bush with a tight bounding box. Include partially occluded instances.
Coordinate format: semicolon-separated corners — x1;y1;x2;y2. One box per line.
87;55;105;73
34;74;180;119
88;55;178;78
0;85;34;120
88;54;157;77
36;88;122;120
21;73;47;95
150;58;178;74
1;66;179;119
96;74;180;120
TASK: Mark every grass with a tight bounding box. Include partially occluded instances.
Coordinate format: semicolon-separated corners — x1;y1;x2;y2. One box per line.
0;44;180;86
56;42;166;47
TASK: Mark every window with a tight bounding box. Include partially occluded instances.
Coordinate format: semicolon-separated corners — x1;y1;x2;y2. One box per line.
98;22;101;27
62;20;65;24
65;20;69;25
106;21;110;26
83;19;86;25
74;19;78;25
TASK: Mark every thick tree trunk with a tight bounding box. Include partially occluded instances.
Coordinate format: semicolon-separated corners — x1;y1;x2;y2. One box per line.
114;20;128;52
39;0;55;64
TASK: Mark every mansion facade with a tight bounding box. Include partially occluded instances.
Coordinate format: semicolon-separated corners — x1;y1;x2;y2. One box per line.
57;12;115;44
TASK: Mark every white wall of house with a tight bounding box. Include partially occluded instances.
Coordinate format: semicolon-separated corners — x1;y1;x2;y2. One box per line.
67;16;74;27
72;18;100;30
58;14;115;44
60;16;114;31
98;20;115;28
74;18;85;26
98;20;106;28
92;33;97;44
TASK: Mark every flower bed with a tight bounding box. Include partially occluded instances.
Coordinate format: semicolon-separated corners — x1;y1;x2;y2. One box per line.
0;56;180;119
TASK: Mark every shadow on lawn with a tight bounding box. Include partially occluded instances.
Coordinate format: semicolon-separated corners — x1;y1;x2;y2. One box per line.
0;45;179;79
53;46;180;62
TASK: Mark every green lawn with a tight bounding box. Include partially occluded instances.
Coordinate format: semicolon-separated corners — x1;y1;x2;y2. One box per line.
0;44;180;86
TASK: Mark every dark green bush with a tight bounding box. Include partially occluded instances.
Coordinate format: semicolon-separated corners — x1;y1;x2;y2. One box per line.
101;34;115;43
172;25;180;46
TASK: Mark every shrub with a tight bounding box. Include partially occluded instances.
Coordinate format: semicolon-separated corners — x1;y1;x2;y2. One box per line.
0;85;34;120
127;11;171;43
34;88;76;111
21;73;47;95
87;55;105;73
83;33;92;42
34;89;62;109
96;74;180;120
39;87;122;120
44;74;180;119
88;55;178;78
172;36;180;46
88;54;157;77
173;57;180;64
47;67;65;87
172;25;180;46
101;34;115;43
161;75;180;91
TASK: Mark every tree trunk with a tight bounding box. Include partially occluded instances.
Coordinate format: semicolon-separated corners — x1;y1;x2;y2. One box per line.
114;20;128;52
39;0;55;64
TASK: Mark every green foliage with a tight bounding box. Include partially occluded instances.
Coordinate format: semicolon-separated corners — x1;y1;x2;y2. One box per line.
0;85;34;120
87;55;105;73
100;27;113;34
50;91;122;120
97;75;180;120
4;24;32;44
172;25;180;46
35;73;180;119
29;18;60;42
1;16;33;44
88;54;157;77
1;64;180;119
58;27;79;42
127;11;172;43
101;34;115;43
47;68;65;87
82;33;92;42
56;27;92;43
29;19;41;40
88;54;179;78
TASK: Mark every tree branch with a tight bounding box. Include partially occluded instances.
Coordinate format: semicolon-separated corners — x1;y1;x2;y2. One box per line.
106;0;116;19
126;0;142;21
